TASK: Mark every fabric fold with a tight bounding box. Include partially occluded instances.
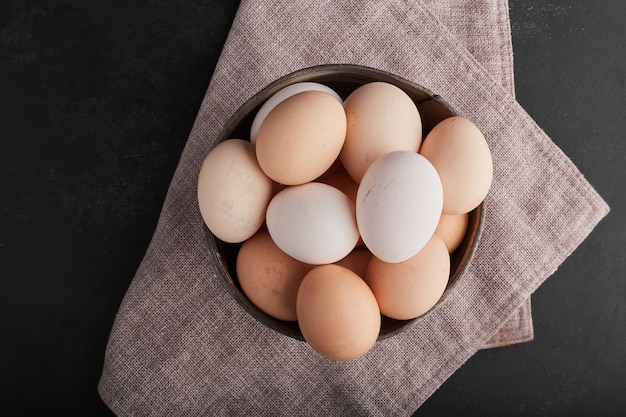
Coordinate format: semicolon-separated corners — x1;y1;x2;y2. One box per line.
99;1;609;415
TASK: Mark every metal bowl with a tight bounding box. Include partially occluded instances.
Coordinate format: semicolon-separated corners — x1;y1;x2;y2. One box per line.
203;64;484;341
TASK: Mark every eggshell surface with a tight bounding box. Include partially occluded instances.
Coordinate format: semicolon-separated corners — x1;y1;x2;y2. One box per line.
296;264;381;361
356;151;443;263
434;212;469;253
340;82;422;183
236;229;313;321
420;116;493;214
365;234;450;320
256;90;347;185
197;139;273;243
250;82;342;144
265;182;359;265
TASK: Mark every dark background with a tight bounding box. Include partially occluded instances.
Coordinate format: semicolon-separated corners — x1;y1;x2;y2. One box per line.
1;1;623;415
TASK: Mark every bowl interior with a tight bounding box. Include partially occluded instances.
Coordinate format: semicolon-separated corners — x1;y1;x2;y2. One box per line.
203;64;484;341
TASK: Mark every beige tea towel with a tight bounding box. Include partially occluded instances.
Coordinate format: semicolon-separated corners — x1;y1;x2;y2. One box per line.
99;0;609;415
425;0;534;348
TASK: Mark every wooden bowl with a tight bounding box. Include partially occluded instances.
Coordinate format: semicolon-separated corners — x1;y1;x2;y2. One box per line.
203;64;484;341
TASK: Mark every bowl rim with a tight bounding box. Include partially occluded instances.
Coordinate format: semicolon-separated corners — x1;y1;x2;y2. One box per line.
202;63;485;341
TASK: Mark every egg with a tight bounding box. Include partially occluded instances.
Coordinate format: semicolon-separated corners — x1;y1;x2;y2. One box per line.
356;150;443;263
434;212;469;253
265;182;360;264
236;228;313;321
255;90;347;185
365;234;450;320
340;82;422;183
197;139;273;243
296;264;381;361
249;82;342;144
419;116;493;214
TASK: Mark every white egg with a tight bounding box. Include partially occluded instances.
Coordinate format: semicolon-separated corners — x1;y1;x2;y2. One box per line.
265;182;359;265
356;151;443;263
249;82;342;144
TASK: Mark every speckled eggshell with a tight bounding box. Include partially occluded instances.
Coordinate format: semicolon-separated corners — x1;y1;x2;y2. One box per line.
236;228;313;322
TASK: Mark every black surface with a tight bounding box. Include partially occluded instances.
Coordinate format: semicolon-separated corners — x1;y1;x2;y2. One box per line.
1;1;623;415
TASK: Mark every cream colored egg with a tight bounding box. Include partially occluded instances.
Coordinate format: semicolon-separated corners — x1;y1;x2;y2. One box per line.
256;90;347;185
197;139;273;243
296;264;381;361
420;116;493;215
340;82;422;183
236;229;313;322
434;212;469;253
365;234;450;320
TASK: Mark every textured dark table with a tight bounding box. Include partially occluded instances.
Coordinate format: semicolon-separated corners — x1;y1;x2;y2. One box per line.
1;1;624;416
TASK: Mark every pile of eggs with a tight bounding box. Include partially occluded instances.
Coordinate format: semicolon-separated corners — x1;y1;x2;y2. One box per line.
197;80;492;361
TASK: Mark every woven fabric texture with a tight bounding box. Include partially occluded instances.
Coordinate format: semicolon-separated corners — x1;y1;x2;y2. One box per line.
99;1;609;415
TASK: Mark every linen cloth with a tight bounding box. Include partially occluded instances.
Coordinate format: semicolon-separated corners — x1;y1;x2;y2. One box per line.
426;0;533;348
99;0;609;415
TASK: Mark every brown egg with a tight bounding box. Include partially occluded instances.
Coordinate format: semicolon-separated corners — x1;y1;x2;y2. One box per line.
419;116;493;215
365;235;450;320
255;90;347;185
340;82;422;183
434;212;469;253
236;229;313;321
296;264;380;361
